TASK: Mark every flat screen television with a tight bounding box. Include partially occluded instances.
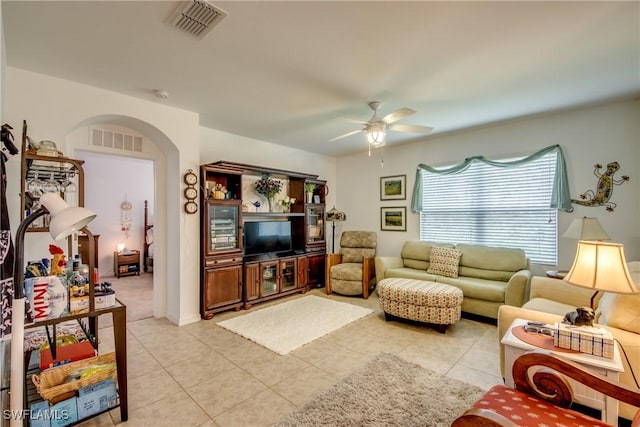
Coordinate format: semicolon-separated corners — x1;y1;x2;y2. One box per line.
244;221;292;256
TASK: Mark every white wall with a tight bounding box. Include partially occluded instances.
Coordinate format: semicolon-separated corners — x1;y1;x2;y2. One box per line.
337;99;640;275
74;151;154;276
5;67;338;326
5;67;199;325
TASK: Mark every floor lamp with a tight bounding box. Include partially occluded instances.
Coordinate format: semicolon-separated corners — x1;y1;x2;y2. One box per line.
563;240;639;309
326;206;346;253
10;193;96;427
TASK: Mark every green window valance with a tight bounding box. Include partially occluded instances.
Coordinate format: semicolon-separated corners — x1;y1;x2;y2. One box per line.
410;144;572;213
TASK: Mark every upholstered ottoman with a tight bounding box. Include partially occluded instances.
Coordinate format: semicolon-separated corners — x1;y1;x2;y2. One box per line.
377;278;464;333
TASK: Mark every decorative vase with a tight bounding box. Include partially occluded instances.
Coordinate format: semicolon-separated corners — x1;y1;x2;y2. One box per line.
267;197;274;212
306;192;313;203
283;205;290;213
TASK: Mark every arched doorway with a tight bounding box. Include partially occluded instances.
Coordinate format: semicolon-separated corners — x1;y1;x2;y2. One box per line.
65;115;177;319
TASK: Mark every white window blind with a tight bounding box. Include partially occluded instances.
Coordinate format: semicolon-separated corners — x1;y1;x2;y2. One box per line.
420;152;557;264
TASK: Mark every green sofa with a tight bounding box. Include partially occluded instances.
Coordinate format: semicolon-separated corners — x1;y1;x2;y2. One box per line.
375;241;531;319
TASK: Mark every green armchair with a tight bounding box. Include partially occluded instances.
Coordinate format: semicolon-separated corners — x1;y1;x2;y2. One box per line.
325;231;377;299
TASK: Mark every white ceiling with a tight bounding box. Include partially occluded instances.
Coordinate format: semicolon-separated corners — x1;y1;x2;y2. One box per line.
2;1;639;157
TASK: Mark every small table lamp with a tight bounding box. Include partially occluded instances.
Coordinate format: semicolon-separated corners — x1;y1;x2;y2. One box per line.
10;193;96;426
326;206;346;253
563;240;639;309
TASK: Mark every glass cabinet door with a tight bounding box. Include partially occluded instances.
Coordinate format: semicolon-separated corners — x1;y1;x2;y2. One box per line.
306;205;325;244
207;203;240;253
261;262;278;296
280;259;297;291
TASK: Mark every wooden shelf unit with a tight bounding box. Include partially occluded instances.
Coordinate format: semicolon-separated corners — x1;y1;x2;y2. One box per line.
199;161;327;318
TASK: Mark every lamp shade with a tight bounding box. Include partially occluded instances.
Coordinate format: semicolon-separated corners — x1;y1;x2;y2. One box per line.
562;217;610;241
564;240;639;295
326;206;346;222
40;192;97;240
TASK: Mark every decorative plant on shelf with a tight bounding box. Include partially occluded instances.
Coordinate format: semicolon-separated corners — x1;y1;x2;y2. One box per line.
277;196;296;213
254;174;283;212
211;182;228;199
304;182;316;203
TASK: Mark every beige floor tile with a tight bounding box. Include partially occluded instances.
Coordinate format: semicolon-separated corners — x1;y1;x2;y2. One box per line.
457;346;502;377
72;412;114;426
213;389;296;427
238;352;311;386
289;334;343;364
126;369;182;413
127;348;162;380
125;390;210;427
446;362;504;391
398;337;472;374
186;366;267;418
474;327;502;353
127;317;175;337
197;420;218;427
311;347;372;378
76;278;510;427
271;365;339;406
165;351;235;388
138;331;212;367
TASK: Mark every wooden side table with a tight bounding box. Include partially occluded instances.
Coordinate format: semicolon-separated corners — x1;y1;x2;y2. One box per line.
502;318;623;425
545;270;568;279
114;250;140;278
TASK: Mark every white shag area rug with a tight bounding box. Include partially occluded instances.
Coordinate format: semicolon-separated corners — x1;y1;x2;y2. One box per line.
216;295;373;355
275;352;485;426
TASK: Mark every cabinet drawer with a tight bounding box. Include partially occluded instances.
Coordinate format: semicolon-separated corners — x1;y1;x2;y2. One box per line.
117;253;139;263
205;257;243;267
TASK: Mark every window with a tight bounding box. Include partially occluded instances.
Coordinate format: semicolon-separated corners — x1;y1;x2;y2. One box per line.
419;152;557;264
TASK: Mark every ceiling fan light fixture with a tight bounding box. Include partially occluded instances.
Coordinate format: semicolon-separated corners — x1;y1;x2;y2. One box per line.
366;124;386;146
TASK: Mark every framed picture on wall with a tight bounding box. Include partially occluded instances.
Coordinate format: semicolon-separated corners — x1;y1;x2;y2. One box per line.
380;175;406;200
380;207;406;231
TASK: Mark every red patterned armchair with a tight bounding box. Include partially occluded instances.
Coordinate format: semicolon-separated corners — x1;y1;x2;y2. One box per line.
453;351;640;427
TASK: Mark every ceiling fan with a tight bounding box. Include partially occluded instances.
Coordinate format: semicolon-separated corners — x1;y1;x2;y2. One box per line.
329;101;433;146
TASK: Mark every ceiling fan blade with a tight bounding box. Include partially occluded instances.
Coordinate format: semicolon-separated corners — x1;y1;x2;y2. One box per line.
382;107;416;124
388;123;434;134
342;118;370;125
328;129;364;142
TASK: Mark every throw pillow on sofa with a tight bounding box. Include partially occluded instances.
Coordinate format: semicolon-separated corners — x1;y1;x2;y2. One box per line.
596;292;640;334
427;246;463;278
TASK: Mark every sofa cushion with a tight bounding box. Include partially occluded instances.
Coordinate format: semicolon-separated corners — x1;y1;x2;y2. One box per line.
341;247;376;264
523;297;575;317
427;246;463;278
436;276;506;302
382;268;441;282
596;292;640;334
457;266;515;282
400;241;452;270
456;244;528;273
330;263;364;281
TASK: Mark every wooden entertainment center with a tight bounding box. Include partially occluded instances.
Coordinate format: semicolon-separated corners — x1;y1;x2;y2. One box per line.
200;161;327;319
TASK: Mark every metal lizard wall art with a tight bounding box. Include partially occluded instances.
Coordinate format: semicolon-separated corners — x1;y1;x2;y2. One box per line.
571;162;629;212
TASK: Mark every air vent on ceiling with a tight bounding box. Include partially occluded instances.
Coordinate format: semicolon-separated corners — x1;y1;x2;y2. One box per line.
91;128;143;153
168;0;228;39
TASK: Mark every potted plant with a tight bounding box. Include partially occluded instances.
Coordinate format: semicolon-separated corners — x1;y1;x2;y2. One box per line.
254;174;283;212
277;196;296;213
304;182;316;203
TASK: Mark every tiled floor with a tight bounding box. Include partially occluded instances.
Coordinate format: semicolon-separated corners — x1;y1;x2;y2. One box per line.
82;285;503;426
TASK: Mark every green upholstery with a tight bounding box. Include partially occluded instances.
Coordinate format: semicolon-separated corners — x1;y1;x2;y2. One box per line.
375;240;531;319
